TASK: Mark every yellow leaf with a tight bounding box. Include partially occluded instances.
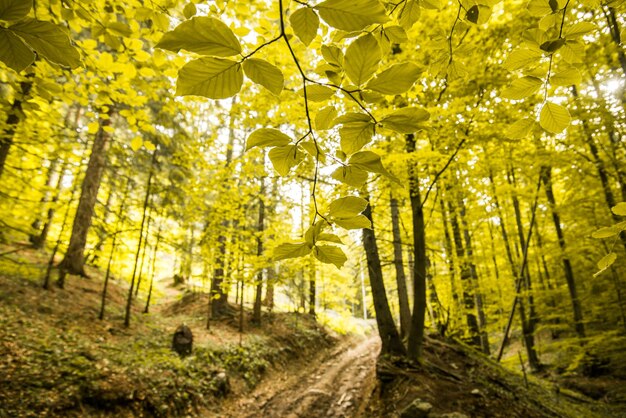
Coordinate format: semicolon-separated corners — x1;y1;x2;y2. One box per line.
130;137;143;151
87;122;99;134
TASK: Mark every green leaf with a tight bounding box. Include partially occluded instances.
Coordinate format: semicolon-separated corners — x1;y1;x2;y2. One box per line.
176;57;243;99
592;225;621;239
559;40;584;64
305;220;327;245
304;84;335;101
183;3;197;19
269;145;304;176
0;0;31;21
331;165;368;188
333;215;372;229
540;101;570;134
321;44;344;66
290;7;319;46
329;196;368;218
505;118;535;139
612;202;626;216
156;17;241;57
339;120;375;154
246;128;291;151
540;38;565;54
0;27;34;72
300;140;326;163
384;26;408;43
528;0;557;16
107;22;133;38
380;107;430;133
397;0;420;30
315;106;338;130
333;112;371;127
344;33;381;86
243;58;284;95
503;48;543;71
274;242;313;261
314;0;389;32
550;68;581;86
313;245;347;269
365;62;420;95
317;233;343;244
466;5;479;23
563;22;595;38
349;150;400;183
594;252;617;277
9;19;81;68
501;76;543;100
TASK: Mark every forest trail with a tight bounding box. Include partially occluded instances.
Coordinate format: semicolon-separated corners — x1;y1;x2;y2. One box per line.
221;335;380;418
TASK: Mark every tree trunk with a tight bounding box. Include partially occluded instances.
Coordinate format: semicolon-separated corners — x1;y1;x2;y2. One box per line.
362;197;406;357
390;193;411;337
144;223;162;314
58;113;111;281
100;179;130;320
124;150;157;327
540;165;586;340
253;180;265;325
0;80;32;181
447;188;481;348
29;159;59;247
404;133;427;362
507;169;541;369
459;195;490;355
440;192;460;327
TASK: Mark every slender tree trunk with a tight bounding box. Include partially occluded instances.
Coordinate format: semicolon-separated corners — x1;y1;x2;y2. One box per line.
58;113;112;281
30;159;59;246
144;223;162;314
458;195;490;354
32;160;68;249
100;179;131;320
308;259;316;316
124;150;157;327
507;169;541;369
440;192;460;326
447;189;481;348
135;205;153;297
253;180;265;324
89;185;114;265
0;80;32;181
362;197;406;357
405;133;427;362
540;165;586;340
390;193;411;337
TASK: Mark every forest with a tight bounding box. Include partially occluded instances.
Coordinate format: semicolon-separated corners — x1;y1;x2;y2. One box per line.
0;0;625;416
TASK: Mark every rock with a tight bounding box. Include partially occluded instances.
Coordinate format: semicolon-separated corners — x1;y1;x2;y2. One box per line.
432;413;469;418
212;371;230;397
400;399;433;418
172;324;193;357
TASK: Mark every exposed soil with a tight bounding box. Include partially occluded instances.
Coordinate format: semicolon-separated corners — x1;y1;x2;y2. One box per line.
220;335;380;418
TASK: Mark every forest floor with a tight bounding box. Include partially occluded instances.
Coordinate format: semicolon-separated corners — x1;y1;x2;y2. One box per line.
1;245;626;417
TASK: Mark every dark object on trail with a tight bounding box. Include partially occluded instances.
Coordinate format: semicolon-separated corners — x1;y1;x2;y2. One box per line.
172;325;193;356
212;371;230;397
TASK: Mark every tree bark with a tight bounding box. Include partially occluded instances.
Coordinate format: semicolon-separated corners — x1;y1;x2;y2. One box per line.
507;169;541;369
405;134;427;362
447;189;481;348
362;197;406;357
390;193;411;338
124;150;157;327
253;180;265;324
540;165;586;340
0;80;32;181
459;195;490;355
58;113;111;280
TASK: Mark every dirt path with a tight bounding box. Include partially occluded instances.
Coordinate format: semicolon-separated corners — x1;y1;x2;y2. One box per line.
221;335;380;418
